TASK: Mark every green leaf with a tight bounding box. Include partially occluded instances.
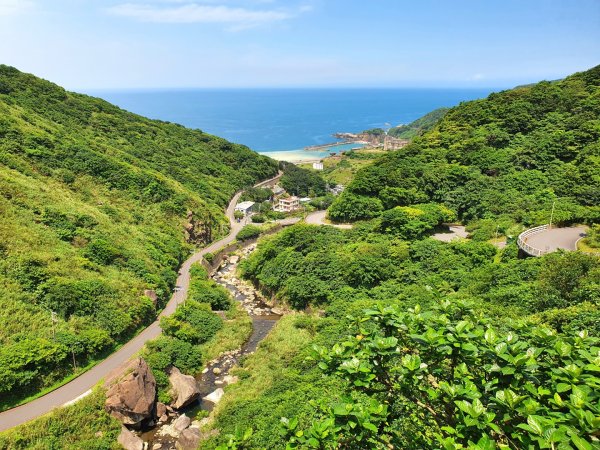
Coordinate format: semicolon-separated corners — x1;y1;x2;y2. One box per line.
362;422;378;432
526;415;543;435
571;435;592;450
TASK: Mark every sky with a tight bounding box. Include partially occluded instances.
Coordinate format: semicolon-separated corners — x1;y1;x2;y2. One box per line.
0;0;598;90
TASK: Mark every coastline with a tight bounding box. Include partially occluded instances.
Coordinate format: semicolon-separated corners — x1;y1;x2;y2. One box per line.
259;141;366;163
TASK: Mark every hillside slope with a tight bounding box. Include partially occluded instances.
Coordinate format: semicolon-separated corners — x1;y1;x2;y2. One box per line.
0;66;277;407
387;106;449;139
329;66;600;226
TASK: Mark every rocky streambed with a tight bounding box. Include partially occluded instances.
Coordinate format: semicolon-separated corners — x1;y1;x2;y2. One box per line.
135;243;282;450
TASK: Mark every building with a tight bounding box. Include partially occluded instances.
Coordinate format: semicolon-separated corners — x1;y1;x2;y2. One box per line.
299;197;311;204
235;201;255;216
312;161;324;170
275;196;300;212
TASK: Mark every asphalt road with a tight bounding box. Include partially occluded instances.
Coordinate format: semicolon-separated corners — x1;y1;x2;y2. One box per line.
523;226;587;253
304;210;353;229
0;172;282;432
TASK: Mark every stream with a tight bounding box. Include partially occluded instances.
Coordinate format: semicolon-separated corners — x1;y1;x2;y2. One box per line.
141;243;281;449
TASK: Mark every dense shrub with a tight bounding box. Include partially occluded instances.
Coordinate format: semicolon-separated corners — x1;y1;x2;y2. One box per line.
287;301;600;449
237;224;262;241
160;300;223;344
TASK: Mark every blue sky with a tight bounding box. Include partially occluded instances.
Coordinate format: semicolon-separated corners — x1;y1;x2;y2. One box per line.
0;0;598;89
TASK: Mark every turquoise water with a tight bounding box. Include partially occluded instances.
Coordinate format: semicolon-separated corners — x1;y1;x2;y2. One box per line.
91;88;495;154
265;142;367;162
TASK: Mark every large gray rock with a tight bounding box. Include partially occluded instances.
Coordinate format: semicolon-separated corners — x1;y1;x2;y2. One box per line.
173;414;191;433
177;427;201;450
118;426;145;450
203;388;224;406
105;358;156;426
169;367;201;409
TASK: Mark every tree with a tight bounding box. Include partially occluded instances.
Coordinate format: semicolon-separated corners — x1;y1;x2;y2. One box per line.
328;192;383;222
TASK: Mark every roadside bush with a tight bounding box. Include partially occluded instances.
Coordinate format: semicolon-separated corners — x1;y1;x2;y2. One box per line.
237;224;261;241
160;300;223;344
190;280;232;311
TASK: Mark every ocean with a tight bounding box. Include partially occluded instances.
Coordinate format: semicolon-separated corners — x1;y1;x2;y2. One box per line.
91;88;495;160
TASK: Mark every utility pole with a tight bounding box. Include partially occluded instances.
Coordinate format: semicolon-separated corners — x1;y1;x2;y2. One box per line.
50;311;57;339
549;199;557;229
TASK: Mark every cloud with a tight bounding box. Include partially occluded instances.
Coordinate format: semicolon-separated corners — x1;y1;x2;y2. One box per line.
0;0;34;16
107;2;295;28
470;73;485;81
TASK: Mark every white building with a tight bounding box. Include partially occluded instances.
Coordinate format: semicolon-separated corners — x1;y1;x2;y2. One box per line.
299;197;311;203
312;161;324;170
275;196;300;212
235;201;255;216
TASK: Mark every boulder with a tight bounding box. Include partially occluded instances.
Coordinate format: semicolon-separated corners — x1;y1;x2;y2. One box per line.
105;358;156;426
169;367;200;409
203;388;224;406
177;427;201;450
173;414;191;433
118;426;145;450
156;402;167;419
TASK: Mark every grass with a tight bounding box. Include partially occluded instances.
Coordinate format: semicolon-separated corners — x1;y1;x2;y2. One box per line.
578;238;600;254
200;302;253;363
0;387;122;450
199;313;342;449
298;148;385;186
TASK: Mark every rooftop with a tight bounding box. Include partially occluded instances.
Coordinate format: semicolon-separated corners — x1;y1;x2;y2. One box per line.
235;201;255;210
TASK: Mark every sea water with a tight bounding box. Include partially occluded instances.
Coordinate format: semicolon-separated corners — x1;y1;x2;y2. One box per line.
91;88;495;160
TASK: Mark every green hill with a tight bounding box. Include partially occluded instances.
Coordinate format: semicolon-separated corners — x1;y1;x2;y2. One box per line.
196;67;600;450
387;107;449;139
330;66;600;226
0;65;277;407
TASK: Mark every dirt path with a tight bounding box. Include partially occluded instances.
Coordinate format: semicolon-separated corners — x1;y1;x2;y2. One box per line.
0;172;282;432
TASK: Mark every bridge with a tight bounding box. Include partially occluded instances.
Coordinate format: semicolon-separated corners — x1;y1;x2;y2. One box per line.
517;224;588;256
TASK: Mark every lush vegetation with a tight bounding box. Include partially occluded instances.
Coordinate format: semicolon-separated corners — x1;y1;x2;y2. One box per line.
145;264;225;402
202;66;600;450
205;223;600;449
387;107;449;139
0;65;277;408
237;224;263;241
288;301;599;449
330;67;600;226
280;162;326;197
240;187;273;204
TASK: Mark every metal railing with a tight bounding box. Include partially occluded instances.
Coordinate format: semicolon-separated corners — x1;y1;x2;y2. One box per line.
517;224;549;256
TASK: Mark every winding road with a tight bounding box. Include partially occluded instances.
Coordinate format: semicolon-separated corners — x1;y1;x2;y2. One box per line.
304;210;353;229
519;225;588;256
0;172;282;432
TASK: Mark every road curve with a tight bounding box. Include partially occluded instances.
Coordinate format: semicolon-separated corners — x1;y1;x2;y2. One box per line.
304;210;353;229
521;226;587;255
0;172;282;432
